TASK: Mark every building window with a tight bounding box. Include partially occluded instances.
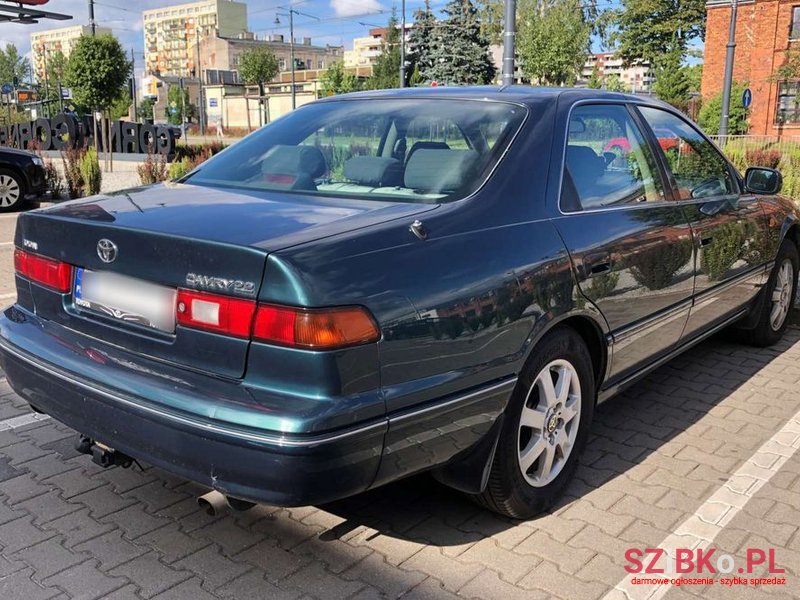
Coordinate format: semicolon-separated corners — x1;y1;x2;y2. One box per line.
776;81;800;124
792;7;800;40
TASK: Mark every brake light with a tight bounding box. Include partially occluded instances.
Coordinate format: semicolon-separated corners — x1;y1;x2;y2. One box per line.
176;289;256;338
14;248;72;292
253;304;380;349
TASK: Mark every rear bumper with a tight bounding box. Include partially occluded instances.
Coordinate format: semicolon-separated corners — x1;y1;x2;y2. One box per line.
0;306;386;506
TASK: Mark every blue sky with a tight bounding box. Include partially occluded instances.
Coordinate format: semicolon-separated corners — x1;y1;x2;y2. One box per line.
0;0;447;75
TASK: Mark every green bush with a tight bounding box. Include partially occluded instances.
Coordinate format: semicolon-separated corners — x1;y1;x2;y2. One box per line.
79;147;102;196
168;157;193;180
698;82;750;135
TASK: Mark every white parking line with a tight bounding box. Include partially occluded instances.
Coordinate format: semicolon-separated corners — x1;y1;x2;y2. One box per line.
603;408;800;600
0;412;50;431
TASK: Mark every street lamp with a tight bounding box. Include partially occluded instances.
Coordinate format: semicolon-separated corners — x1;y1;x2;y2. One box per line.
718;0;739;139
275;7;319;110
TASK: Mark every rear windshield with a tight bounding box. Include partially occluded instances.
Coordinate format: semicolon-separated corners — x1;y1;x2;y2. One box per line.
185;98;526;203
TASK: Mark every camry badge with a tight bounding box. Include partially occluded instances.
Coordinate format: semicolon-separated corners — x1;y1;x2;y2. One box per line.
97;239;118;264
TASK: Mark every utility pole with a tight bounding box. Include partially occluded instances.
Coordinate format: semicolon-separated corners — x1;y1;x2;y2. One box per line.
131;48;137;121
42;45;49;118
276;7;318;110
88;0;96;36
196;26;205;135
718;0;738;138
501;0;516;86
399;0;406;88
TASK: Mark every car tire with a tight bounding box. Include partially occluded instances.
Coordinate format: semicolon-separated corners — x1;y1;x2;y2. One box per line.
0;168;27;212
741;239;798;347
475;327;595;519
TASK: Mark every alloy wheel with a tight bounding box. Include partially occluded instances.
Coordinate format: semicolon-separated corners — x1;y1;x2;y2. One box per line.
770;258;794;331
517;359;581;488
0;174;20;208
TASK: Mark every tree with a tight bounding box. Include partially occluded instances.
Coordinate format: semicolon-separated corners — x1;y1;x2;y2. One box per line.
0;43;30;85
408;0;437;82
365;11;402;89
137;97;155;122
65;34;132;157
165;84;192;125
603;73;628;92
517;0;591;86
587;64;602;89
697;81;749;135
40;49;67;108
652;50;691;110
320;61;360;95
422;0;495;85
476;0;504;45
238;46;279;86
65;34;131;112
608;0;705;67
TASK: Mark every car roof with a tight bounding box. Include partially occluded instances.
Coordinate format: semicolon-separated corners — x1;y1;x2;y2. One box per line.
317;85;674;110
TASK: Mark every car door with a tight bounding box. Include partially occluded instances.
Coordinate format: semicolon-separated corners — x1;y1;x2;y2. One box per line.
635;106;769;338
552;103;695;385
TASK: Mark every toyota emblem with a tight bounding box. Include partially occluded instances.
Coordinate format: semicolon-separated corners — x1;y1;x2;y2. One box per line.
96;239;118;263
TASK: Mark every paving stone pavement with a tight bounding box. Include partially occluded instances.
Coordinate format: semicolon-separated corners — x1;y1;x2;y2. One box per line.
0;325;798;599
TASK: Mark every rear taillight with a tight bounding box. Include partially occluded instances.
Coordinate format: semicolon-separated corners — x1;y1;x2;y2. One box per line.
176;289;256;338
253;304;380;349
14;248;72;292
177;290;380;349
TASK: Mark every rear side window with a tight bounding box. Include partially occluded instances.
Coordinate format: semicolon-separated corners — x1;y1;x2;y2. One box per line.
638;107;736;200
561;104;665;211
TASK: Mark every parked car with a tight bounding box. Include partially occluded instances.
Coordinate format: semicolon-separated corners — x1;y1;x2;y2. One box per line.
604;126;682;157
0;88;797;519
0;146;47;211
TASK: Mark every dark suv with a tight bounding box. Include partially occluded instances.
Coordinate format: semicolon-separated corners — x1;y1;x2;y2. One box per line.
0;146;48;211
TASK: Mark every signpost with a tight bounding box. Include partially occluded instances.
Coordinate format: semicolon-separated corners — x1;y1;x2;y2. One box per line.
742;87;752;109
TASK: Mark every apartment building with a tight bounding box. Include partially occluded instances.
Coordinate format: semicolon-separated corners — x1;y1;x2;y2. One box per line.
30;25;112;82
702;0;800;135
343;25;411;68
143;0;247;77
200;33;343;85
581;52;654;91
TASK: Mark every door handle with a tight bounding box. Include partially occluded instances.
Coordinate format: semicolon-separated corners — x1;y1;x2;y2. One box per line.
699;236;714;247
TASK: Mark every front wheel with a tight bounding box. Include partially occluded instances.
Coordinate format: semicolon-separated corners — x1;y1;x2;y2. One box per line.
741;239;798;347
475;327;595;519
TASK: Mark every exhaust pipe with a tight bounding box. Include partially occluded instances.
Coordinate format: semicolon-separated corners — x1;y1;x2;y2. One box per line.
197;490;228;516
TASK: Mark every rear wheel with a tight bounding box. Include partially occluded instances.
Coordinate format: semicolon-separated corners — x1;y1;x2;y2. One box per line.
0;169;26;212
475;327;595;519
741;239;798;347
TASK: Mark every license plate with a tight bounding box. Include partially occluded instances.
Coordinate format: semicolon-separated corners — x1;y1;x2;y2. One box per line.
74;268;177;332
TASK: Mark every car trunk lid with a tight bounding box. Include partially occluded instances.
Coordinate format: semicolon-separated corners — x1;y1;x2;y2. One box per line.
15;182;434;378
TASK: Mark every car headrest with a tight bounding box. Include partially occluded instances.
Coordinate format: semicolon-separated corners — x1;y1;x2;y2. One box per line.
406;140;450;164
344;156;403;187
404;149;479;193
261;145;327;179
566;145;604;180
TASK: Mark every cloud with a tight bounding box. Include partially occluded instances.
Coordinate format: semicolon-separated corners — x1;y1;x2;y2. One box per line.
329;0;383;18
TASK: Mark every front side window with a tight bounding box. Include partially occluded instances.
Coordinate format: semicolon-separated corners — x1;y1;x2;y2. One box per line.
186;99;526;203
776;80;800;124
638;107;736;200
561;104;665;211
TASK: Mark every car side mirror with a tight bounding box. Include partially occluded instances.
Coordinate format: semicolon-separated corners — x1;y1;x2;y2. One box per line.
745;167;782;194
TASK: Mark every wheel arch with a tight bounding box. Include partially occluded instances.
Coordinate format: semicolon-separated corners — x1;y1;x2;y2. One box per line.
525;311;609;395
0;164;28;193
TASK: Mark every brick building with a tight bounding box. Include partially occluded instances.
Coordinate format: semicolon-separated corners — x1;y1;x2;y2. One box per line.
702;0;800;135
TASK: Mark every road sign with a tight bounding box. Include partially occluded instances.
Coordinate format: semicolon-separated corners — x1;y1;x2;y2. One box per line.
742;88;752;109
209;98;218;107
60;87;71;99
0;83;11;95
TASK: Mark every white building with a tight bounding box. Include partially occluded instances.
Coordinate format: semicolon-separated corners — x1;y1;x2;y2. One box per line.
580;53;654;92
30;25;112;82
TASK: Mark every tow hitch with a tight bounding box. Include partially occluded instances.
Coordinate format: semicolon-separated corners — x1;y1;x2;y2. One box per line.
75;435;134;469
